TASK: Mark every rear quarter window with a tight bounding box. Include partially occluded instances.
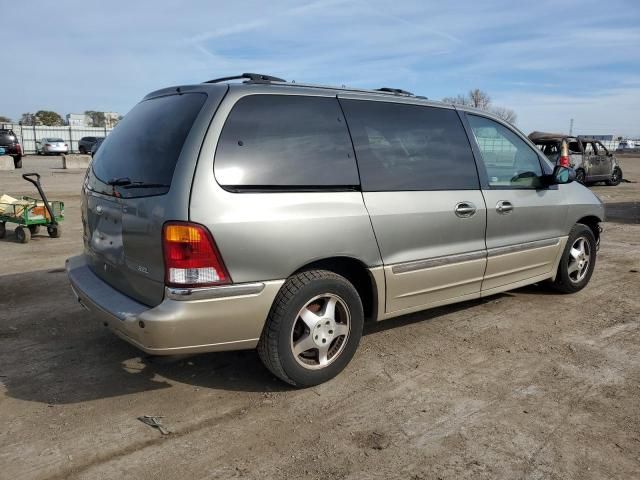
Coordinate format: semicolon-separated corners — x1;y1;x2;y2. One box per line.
214;95;359;189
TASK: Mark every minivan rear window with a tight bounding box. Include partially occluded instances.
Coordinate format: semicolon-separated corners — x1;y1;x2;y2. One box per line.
89;93;206;198
341;100;479;191
215;95;359;190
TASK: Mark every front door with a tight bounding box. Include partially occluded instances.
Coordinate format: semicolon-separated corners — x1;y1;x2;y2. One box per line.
464;113;569;295
339;98;487;315
595;141;612;177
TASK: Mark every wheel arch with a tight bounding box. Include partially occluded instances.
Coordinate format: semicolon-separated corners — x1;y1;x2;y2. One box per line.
292;256;381;322
576;215;602;246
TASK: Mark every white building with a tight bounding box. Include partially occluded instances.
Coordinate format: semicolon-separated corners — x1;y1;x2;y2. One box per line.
67;113;88;127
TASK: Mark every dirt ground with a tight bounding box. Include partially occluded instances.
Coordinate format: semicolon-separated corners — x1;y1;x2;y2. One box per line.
1;155;639;480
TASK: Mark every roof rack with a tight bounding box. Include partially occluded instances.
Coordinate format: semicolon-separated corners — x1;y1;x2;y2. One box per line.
376;87;414;96
203;73;286;84
201;74;427;99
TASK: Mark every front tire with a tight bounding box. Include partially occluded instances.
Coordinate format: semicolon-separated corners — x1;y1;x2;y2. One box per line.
0;222;6;239
550;224;596;293
258;270;364;387
575;168;586;184
606;167;622;186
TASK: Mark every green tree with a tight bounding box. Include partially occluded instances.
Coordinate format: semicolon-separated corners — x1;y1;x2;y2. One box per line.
34;110;64;126
85;110;106;127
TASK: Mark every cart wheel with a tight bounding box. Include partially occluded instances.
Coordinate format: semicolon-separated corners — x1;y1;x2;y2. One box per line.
28;225;41;235
15;226;31;244
0;222;6;239
47;224;62;238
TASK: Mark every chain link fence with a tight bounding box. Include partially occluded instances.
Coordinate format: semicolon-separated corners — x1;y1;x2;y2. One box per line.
1;123;113;154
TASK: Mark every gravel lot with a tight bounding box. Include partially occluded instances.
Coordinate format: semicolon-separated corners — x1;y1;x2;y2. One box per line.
1;155;639;480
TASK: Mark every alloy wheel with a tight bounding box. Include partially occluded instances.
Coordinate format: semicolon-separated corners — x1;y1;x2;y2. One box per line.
567;236;591;283
290;293;351;370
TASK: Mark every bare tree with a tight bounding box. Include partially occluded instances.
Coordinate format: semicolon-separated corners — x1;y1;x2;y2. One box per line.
490;106;517;124
19;113;36;125
468;89;491;109
0;115;11;123
442;88;517;125
442;94;469;106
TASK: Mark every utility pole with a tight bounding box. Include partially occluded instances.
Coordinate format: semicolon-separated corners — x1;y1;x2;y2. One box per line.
569;118;574;136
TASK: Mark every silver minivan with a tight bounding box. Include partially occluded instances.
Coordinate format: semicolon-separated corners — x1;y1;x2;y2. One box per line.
67;73;604;386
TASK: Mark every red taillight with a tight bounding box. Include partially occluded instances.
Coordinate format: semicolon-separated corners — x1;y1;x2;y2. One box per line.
162;222;231;288
16;144;22;154
559;155;570;167
45;143;52;147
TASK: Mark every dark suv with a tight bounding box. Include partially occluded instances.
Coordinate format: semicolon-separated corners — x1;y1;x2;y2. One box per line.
78;136;103;154
0;128;23;168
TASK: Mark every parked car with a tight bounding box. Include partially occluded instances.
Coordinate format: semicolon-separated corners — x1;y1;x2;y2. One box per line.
0;127;24;168
90;137;104;157
67;73;604;387
617;140;638;151
529;131;622;186
36;137;68;155
78;136;103;154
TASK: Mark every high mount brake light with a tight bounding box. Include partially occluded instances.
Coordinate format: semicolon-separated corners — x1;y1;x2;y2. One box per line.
162;222;231;288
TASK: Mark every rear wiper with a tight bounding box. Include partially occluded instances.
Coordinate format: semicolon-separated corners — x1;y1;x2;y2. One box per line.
108;177;131;186
121;181;170;189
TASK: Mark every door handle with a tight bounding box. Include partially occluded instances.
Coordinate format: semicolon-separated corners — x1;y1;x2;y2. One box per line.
454;202;477;218
496;200;514;214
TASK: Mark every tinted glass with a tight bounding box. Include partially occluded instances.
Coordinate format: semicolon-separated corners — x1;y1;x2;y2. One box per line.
341;100;479;191
215;95;358;188
89;93;206;198
467;114;542;188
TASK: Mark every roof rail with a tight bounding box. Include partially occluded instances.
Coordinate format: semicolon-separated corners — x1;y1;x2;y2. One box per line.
203;73;286;84
376;87;414;96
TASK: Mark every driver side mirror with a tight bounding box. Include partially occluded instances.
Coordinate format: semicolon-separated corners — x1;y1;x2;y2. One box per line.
551;165;575;184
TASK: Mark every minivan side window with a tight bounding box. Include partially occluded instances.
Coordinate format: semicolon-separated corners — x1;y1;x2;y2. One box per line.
215;95;359;189
467;114;542;188
341;100;479;191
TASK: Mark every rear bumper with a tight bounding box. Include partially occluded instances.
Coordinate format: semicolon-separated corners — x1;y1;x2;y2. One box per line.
66;255;284;355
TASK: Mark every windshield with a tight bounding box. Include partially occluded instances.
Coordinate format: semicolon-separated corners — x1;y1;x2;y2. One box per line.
88;92;207;198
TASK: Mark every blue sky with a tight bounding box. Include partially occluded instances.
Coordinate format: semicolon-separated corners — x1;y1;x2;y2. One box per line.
3;0;640;136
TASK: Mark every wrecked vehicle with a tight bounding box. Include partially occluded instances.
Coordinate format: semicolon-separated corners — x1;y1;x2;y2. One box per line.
529;131;622;186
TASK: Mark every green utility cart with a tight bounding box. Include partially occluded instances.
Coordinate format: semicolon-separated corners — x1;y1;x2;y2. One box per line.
0;173;64;243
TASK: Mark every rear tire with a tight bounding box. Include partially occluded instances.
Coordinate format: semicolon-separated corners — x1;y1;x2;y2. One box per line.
28;225;41;235
47;224;62;238
258;270;364;387
12;155;22;169
550;224;596;293
575;168;586;184
606;167;622;186
0;222;5;239
15;226;30;244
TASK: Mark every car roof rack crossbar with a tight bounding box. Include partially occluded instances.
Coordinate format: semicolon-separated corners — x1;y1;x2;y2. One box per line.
204;73;286;84
376;87;414;96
